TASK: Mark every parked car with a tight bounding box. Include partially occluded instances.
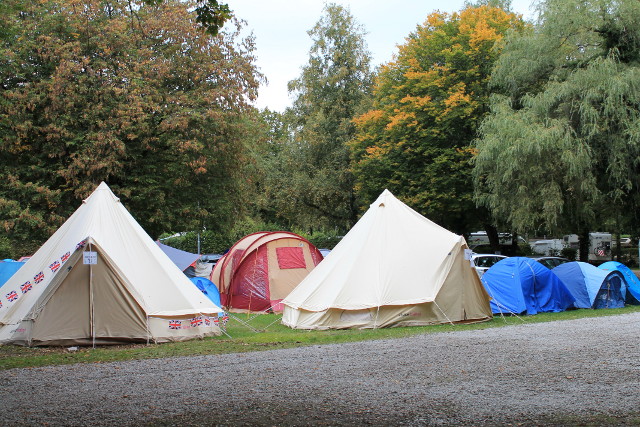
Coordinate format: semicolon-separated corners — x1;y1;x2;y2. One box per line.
471;254;507;278
534;256;570;269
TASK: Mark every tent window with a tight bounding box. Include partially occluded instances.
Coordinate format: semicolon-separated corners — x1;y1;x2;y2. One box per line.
276;247;306;269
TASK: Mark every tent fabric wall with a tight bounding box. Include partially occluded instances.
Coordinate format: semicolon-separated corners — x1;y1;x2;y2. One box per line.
210;232;323;313
282;190;492;329
598;261;640;304
553;262;626;309
0;183;222;346
481;257;575;315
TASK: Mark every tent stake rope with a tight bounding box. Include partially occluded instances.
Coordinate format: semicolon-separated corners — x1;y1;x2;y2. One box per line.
491;298;525;322
481;278;525;323
261;314;283;331
218;323;233;338
236;299;285;329
432;300;454;326
227;312;261;333
229;307;283;332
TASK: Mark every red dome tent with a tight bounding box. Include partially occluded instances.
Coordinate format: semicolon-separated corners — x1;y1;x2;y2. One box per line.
210;232;323;313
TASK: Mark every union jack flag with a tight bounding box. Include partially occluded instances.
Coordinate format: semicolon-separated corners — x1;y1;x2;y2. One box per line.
213;316;220;326
190;316;203;327
49;260;61;273
220;313;229;326
34;271;44;284
61;251;71;263
76;239;87;251
20;281;32;294
204;316;211;326
168;320;182;330
0;300;3;308
6;291;18;302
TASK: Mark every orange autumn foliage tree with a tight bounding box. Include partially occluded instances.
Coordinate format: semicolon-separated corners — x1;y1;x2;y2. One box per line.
350;5;526;234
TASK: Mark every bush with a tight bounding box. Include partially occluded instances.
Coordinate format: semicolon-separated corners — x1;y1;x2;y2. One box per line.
0;235;14;259
561;248;577;261
159;231;231;254
159;220;346;255
297;230;343;250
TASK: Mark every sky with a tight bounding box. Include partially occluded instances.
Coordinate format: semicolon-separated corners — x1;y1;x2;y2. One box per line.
229;0;537;112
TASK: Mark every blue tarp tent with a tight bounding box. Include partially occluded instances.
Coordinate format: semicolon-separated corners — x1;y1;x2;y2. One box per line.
553;262;626;309
156;241;200;272
598;261;640;304
481;257;575;315
190;277;222;308
0;261;25;288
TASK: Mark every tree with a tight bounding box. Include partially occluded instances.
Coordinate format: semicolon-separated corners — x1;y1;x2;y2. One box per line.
0;0;261;257
350;5;526;236
142;0;232;36
281;3;374;231
473;0;640;259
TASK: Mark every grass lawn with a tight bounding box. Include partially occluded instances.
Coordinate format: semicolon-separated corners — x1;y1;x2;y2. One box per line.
2;305;640;371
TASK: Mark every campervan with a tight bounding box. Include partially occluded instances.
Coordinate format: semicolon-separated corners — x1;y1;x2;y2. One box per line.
563;232;612;261
467;231;526;247
530;239;564;256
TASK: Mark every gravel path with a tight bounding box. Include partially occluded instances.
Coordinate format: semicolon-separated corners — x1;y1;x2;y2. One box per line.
2;313;640;426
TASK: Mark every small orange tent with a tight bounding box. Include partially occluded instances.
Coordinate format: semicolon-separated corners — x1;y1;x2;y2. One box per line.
210;232;323;312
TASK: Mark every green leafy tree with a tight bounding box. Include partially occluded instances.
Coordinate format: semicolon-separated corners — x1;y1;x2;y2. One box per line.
350;5;525;236
142;0;232;36
0;0;261;257
473;0;640;259
246;108;299;228
282;3;374;231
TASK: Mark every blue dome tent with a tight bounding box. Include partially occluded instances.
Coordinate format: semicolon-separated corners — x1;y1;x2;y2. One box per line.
553;262;626;309
0;260;25;288
190;277;222;308
598;261;640;305
481;257;574;315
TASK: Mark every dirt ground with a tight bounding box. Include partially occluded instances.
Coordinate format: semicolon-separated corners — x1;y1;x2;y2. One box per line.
2;312;640;426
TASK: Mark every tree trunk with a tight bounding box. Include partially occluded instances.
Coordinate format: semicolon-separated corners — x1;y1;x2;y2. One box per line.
508;232;520;257
484;224;500;254
614;216;622;261
579;228;590;262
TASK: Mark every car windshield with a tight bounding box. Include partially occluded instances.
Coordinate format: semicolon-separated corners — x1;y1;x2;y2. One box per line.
474;256;503;268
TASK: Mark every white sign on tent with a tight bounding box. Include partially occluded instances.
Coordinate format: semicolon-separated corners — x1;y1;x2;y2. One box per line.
83;252;98;265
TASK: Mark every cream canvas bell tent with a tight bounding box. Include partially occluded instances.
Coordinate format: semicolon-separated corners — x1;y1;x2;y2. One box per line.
0;183;222;346
282;190;492;329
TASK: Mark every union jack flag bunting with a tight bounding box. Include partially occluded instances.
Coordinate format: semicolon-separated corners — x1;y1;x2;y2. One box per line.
190;316;203;327
76;239;87;251
20;281;32;294
6;291;18;302
168;320;182;330
49;260;61;273
213;316;220;326
204;316;211;326
61;252;71;264
34;271;44;284
0;300;3;308
221;313;229;326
